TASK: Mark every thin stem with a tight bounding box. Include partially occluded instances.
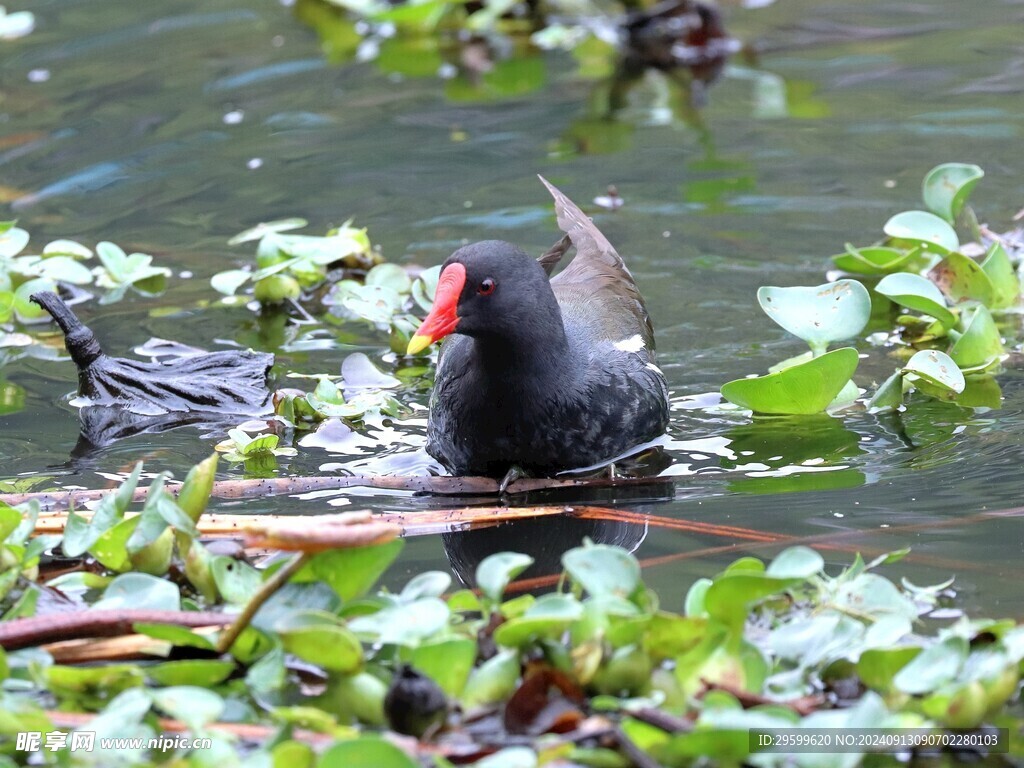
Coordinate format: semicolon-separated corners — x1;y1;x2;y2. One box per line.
216;552;312;655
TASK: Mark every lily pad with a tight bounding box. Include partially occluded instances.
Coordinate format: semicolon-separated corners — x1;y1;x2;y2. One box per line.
902;350;965;394
720;348;859;415
948;306;1003;369
874;272;956;329
922;163;984;223
866;370;905;413
757;280;870;353
927;251;995;306
883;211;959;254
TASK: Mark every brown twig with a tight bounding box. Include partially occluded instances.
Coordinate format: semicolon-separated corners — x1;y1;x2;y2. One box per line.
0;610;231;651
0;473;671;510
629;707;692;734
698;679;824;717
215;551;312;654
615;725;666;768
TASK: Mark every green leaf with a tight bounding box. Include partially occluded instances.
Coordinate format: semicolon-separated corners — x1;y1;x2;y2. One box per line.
703;574;798;632
133;623;216;650
298;538;404;601
36;255;93;285
349;598;449;645
212;556;263;604
894;636;968;694
765;546;824;579
903;349;965;394
922;163;984;222
981;242;1020;310
317;737;418;768
884;210;959;254
229;218;308;246
399;571;451;602
866;370;905;413
493;594;584;647
211;269;251;295
13;277;57;323
831;245;917;276
757;280;871;351
278;611;364;673
43;239;92;259
0;227;29;258
562;543;640;598
94;572;181;611
409;637;477;697
927;251;995;306
365;262;411;293
874;272;956;328
477;552;534;602
858;646;921;692
147;660;235;687
949;306;1003;369
151;686;225;730
720;348;859;415
461;650;520;709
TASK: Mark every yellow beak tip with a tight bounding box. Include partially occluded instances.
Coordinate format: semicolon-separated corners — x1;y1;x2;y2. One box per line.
406;334;432;356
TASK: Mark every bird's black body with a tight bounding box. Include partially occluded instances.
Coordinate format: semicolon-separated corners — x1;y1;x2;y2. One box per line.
423;179;670;477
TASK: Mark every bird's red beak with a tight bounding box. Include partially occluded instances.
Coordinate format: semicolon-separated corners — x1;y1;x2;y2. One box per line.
407;262;466;354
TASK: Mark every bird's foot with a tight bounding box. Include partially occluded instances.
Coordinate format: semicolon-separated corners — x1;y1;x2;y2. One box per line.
604;462;618;480
499;465;525;494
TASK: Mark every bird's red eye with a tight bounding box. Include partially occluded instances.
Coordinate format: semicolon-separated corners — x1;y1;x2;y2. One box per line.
478;278;496;296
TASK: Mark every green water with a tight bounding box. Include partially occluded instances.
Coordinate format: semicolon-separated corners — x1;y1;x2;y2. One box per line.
2;0;1023;611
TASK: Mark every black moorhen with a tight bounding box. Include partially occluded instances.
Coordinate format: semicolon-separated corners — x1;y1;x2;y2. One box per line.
407;177;670;481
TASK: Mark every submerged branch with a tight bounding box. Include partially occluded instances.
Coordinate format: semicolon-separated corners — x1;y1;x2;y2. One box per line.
0;610;231;651
0;472;671;511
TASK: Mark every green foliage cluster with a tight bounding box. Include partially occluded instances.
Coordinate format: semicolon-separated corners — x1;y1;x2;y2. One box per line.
1;459;1023;766
722;164;1017;415
0;222;170;339
211;218;378;305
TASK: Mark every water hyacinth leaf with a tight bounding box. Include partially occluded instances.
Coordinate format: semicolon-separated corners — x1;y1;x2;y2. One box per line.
980;242;1019;309
399;571;451;602
922;163;984;222
477;552;534;602
411;265;441;312
341;352;400;392
211;269;251;295
297;538;404;601
955;375;1002;409
874;272;956;329
857;647;921;692
94;572;181;611
894;636;968;694
562;543;641;598
348;597;449;645
703;574;797;632
409;637;477;697
927;251;995;306
151;686;225;730
318;737;419;768
685;578;712;617
831;245;916;275
461;650;520;709
0;226;29;258
720;347;859;415
43;239;92;259
90;517;140;572
903;349;965;394
36;255;94;285
212;556;263;604
765;546;824;579
365;262;412;294
883;210;959;254
757;280;871;350
277;612;364;673
13;277;57;323
493;594;585;647
866;370;904;413
228;218;308;246
147;659;235;687
133;623;216;651
949;306;1003;369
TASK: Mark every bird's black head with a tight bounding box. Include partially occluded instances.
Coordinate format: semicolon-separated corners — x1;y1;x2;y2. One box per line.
407;240;561;353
